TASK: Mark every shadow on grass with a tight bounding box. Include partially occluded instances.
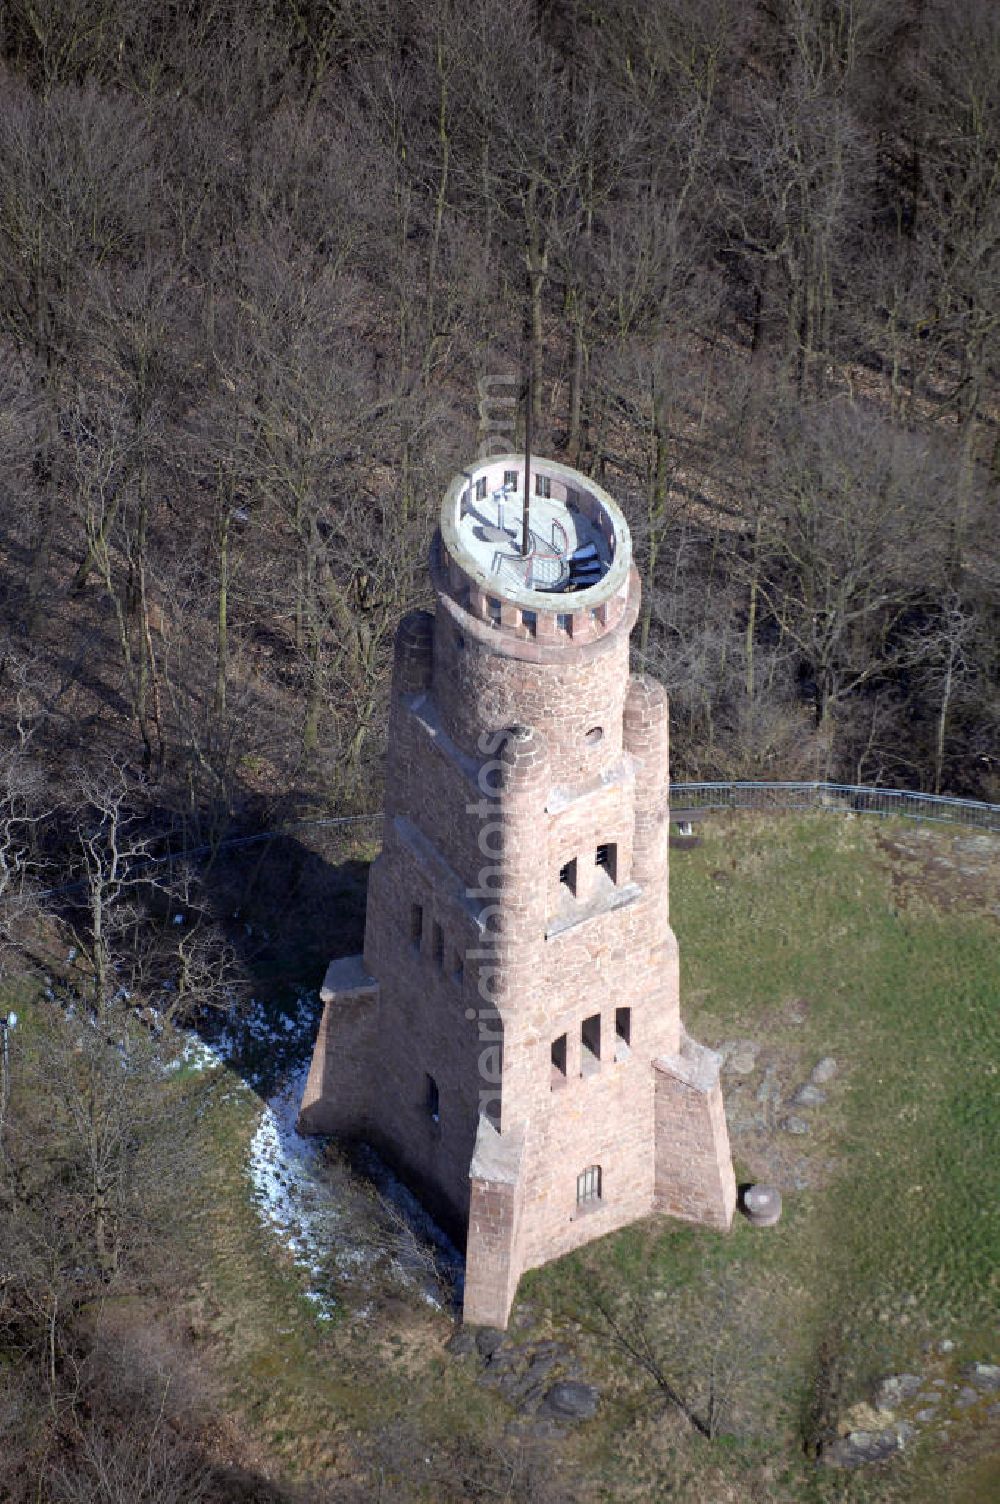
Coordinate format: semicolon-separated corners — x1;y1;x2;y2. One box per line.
185;829;464;1317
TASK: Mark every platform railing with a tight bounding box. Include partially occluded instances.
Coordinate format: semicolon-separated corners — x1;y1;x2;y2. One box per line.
669;781;999;832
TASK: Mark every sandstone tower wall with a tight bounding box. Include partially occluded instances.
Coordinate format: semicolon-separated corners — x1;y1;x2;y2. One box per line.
300;455;736;1324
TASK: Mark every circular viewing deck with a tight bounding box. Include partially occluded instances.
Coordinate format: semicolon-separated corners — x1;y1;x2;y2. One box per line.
437;455;634;647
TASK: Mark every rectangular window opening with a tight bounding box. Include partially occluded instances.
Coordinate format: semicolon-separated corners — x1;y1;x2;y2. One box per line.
432;921;444;969
487;597;501;627
503;468;518;491
535;474;552;498
581;1013;601;1075
550;1032;567;1090
576;1164;602;1206
521;609;537;637
615;1007;631;1061
475;475;488;500
425;1074;440;1122
410;903;423;948
559;857;577;896
556;612;573;636
595;842;618;884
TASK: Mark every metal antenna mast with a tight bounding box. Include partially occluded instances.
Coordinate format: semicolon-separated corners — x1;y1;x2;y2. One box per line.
522;363;533;560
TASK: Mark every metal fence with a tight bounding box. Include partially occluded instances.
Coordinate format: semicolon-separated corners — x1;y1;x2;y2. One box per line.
669;781;999;833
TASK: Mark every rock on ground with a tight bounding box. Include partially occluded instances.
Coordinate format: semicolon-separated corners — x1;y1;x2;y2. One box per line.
718;1039;759;1075
874;1373;923;1412
790;1083;828;1108
962;1362;1000;1391
822;1426;908;1469
539;1381;600;1421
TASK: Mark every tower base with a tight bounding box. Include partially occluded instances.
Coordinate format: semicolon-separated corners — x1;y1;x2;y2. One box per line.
298;955;378;1136
653;1033;737;1229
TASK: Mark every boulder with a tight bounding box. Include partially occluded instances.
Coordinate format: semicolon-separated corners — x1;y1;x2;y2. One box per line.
790;1083;828;1108
475;1326;506;1360
719;1040;759;1075
874;1374;923;1412
539;1381;600;1422
961;1362;1000;1391
444;1327;478;1357
821;1428;903;1469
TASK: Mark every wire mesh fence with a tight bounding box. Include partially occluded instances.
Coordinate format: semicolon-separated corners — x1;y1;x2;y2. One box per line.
669;781;999;832
38;781;997;906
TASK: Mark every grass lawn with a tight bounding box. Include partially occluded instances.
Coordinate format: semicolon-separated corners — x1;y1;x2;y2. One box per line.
119;811;998;1501
520;813;999;1501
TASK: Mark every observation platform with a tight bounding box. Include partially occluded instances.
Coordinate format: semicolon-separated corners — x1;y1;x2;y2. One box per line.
458;485;612;594
436;456;634;649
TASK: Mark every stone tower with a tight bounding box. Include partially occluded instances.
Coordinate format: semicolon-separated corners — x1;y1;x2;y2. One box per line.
299;455;736;1328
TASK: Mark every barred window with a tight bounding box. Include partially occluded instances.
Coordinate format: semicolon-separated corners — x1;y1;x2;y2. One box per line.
577;1165;602;1205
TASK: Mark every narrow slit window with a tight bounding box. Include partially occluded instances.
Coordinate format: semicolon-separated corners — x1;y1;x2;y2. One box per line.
426;1074;440;1122
577;1164;602;1206
595;842;618;883
559;858;577;896
410;903;423;948
551;1033;567;1089
615;1007;631;1061
581;1013;601;1074
452;949;464;984
432;921;444;969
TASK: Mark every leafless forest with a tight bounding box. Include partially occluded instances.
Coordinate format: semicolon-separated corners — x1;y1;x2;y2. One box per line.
0;0;997;1496
0;0;997;834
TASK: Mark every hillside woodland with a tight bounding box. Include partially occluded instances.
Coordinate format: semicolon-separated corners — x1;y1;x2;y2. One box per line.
0;0;997;1496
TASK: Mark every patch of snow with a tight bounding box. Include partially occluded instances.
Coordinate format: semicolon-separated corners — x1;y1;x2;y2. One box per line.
247;1064;338;1319
167;1035;227;1073
178;989;460;1324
